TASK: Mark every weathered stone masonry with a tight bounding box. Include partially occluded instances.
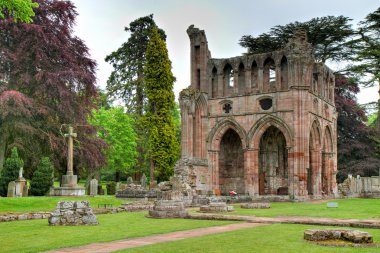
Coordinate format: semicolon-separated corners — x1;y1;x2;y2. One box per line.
177;25;338;200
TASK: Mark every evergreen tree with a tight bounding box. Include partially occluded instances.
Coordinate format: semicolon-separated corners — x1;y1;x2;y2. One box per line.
240;15;355;63
144;26;179;183
105;14;166;178
30;157;53;196
0;147;23;196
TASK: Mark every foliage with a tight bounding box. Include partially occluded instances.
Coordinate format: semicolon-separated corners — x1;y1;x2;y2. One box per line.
105;14;166;114
334;75;380;181
144;26;180;182
0;147;23;196
240;15;355;63
105;14;166;178
0;0;38;23
89;107;137;174
349;7;380;87
0;212;233;253
30;157;53;196
0;0;107;177
172;102;181;147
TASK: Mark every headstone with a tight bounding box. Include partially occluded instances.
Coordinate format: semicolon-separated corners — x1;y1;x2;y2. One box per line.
15;167;26;197
127;177;133;186
90;179;98;196
140;174;147;189
22;184;28;197
327;202;338;208
97;185;104;195
7;181;16;197
116;182;121;192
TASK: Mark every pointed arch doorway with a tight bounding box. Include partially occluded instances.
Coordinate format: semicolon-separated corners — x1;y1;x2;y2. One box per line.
259;126;288;195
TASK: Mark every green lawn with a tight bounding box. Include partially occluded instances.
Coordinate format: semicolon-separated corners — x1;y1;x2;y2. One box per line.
219;198;380;219
0;212;235;253
119;224;380;253
0;195;125;214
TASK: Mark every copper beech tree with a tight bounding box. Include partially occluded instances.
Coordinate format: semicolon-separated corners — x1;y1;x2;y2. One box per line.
0;0;106;177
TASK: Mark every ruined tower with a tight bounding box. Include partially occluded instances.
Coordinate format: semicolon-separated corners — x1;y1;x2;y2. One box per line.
177;26;338;200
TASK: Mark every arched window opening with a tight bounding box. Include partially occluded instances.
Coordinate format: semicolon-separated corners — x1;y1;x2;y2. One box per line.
280;56;288;90
251;61;258;89
223;63;234;88
238;62;245;94
211;67;217;98
263;58;276;91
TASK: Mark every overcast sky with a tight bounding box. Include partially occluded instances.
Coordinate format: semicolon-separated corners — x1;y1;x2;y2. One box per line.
71;0;379;105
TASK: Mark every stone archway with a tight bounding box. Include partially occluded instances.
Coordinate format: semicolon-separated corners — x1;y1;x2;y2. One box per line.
308;121;321;196
218;129;245;194
322;127;333;195
259;126;288;195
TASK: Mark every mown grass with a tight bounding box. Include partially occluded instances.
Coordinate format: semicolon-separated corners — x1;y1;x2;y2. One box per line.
0;195;125;214
0;212;236;253
219;198;380;219
120;224;380;253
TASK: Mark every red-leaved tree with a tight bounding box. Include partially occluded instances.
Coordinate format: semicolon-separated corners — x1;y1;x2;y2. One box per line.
0;0;106;177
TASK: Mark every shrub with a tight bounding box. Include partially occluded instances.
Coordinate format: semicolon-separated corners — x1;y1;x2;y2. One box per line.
30;157;54;196
0;147;24;196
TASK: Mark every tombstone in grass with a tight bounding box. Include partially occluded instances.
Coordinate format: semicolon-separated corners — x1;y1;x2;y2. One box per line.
7;181;16;197
90;179;98;196
116;182;121;192
327;202;338;208
140;174;147;189
127;176;133;186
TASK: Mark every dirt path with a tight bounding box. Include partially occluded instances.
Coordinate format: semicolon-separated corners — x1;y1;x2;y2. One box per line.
44;222;267;253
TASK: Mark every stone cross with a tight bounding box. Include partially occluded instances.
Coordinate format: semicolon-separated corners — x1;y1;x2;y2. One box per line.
64;126;77;176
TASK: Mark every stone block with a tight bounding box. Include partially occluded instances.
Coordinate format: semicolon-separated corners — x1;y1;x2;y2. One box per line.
241;202;271;209
49;200;98;226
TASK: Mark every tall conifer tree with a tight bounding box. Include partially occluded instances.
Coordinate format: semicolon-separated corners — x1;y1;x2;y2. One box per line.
144;26;179;183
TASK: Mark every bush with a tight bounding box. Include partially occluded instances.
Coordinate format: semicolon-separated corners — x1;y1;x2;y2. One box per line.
106;181;116;195
30;157;54;196
0;147;24;196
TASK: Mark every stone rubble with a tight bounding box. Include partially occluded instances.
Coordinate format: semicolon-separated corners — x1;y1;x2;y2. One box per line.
48;200;98;226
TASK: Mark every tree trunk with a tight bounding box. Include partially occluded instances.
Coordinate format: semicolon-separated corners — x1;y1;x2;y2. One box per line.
115;170;120;182
0;134;7;173
150;159;155;188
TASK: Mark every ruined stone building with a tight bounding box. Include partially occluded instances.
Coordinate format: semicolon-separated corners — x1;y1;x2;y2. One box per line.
176;25;338;200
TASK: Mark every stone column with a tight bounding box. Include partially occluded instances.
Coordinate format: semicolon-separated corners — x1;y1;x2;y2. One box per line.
208;150;219;194
244;148;258;197
64;126;77;176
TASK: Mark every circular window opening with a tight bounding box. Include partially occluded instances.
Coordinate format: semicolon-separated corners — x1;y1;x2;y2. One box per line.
260;98;273;110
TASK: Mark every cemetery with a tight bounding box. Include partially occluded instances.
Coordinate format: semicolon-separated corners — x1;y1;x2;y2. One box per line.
1;1;380;253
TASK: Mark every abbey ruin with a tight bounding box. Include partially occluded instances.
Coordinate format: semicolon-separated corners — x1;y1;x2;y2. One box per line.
176;25;338;200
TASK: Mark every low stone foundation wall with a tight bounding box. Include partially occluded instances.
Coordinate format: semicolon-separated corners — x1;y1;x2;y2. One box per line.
0;212;51;222
199;202;234;212
241;202;271;209
304;229;373;244
149;200;188;218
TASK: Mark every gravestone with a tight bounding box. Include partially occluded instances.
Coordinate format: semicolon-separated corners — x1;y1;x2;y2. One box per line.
90;179;98;196
116;182;121;192
22;184;28;197
327;202;338;208
7;181;16;197
127;177;133;186
98;185;104;195
140;174;147;189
